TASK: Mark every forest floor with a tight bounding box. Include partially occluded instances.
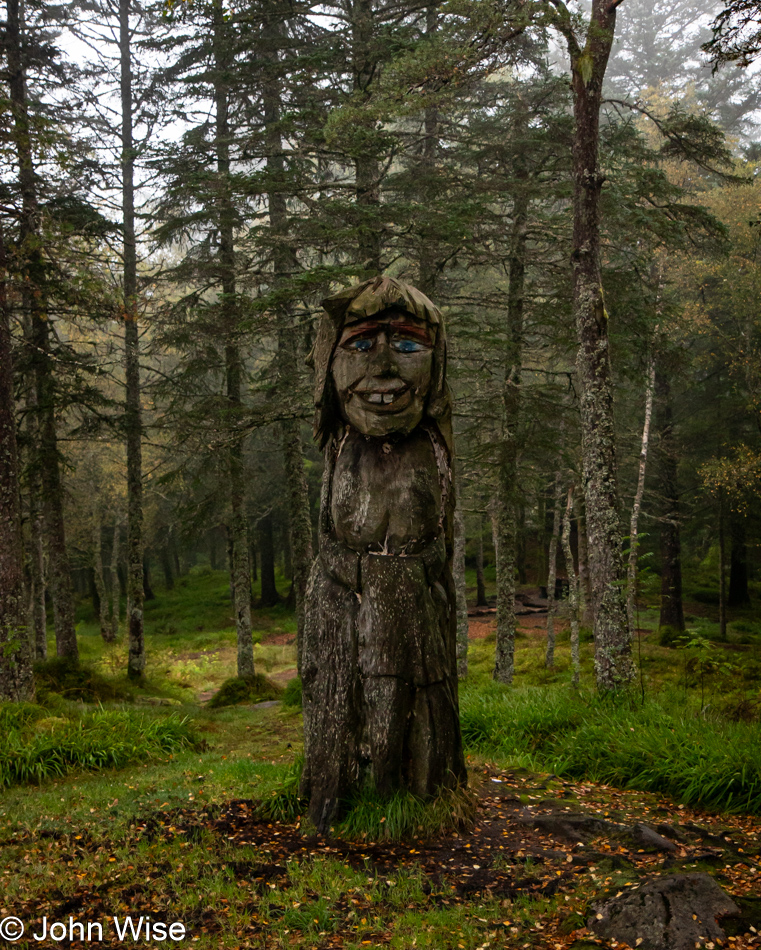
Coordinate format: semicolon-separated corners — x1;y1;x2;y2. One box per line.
3;569;761;949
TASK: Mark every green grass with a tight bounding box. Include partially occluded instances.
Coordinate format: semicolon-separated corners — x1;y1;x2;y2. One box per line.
0;703;201;788
335;783;477;841
460;684;761;813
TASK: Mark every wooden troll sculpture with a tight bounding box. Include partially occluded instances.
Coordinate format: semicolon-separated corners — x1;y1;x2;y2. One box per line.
301;276;466;832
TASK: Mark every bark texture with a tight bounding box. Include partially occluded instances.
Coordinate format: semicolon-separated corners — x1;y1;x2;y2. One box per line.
562;0;634;689
0;224;34;701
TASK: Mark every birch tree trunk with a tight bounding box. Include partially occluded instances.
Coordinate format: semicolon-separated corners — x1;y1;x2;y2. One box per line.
0;223;34;701
558;0;634;689
560;486;581;687
545;473;563;669
627;355;656;636
213;0;254;679
656;364;685;634
453;504;469;677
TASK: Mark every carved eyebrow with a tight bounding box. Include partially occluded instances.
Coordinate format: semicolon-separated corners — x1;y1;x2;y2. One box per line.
340;322;432;345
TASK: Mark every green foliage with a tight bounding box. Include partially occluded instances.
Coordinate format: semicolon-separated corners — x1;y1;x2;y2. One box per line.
0;706;201;789
659;624;685;647
460;685;761;813
207;675;283;709
34;658;131;703
335;783;476;842
255;756;305;824
282;676;302;708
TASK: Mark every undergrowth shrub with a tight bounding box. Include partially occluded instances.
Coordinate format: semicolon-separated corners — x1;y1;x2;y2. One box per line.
460;685;761;813
282;676;302;708
208;675;283;708
0;706;201;788
34;658;131;703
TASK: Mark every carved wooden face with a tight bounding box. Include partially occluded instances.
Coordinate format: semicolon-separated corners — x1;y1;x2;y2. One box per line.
330;310;434;437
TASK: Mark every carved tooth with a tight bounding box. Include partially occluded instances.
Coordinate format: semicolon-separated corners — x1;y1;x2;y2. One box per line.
382;393;395;404
366;393;383;404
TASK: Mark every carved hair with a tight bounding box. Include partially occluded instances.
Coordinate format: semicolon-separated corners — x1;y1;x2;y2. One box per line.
308;276;453;452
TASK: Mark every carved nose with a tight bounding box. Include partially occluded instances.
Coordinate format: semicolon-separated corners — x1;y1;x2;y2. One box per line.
366;334;397;376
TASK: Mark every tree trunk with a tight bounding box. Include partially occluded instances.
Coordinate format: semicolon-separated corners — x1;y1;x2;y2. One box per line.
576;500;594;629
93;506;115;642
213;0;254;680
27;456;47;659
259;23;313;667
110;521;121;639
545;473;563;669
718;496;728;640
142;556;155;601
493;174;529;685
655;368;684;633
8;0;77;662
352;0;381;273
160;542;174;590
119;0;145;678
249;535;258;581
562;0;634;689
476;517;488;607
453;503;469;677
258;513;279;608
728;516;751;607
627;354;656;635
561;487;581;687
0;222;34;700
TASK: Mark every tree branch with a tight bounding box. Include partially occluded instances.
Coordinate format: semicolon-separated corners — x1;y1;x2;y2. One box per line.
607;0;626;11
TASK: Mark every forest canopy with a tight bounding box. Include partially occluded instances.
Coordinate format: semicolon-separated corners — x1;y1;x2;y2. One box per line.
1;0;761;700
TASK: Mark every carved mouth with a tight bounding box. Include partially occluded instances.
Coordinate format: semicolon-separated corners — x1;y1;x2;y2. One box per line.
352;384;412;411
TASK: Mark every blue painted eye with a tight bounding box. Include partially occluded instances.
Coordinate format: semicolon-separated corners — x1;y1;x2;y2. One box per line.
392;338;424;353
348;338;373;352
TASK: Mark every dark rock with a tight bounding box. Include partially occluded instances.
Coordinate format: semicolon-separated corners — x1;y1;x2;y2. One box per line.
627;823;677;853
588;872;739;950
519;812;624;842
655;823;684;842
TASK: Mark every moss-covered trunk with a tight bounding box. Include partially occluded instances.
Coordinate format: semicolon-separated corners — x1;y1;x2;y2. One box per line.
564;0;633;689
